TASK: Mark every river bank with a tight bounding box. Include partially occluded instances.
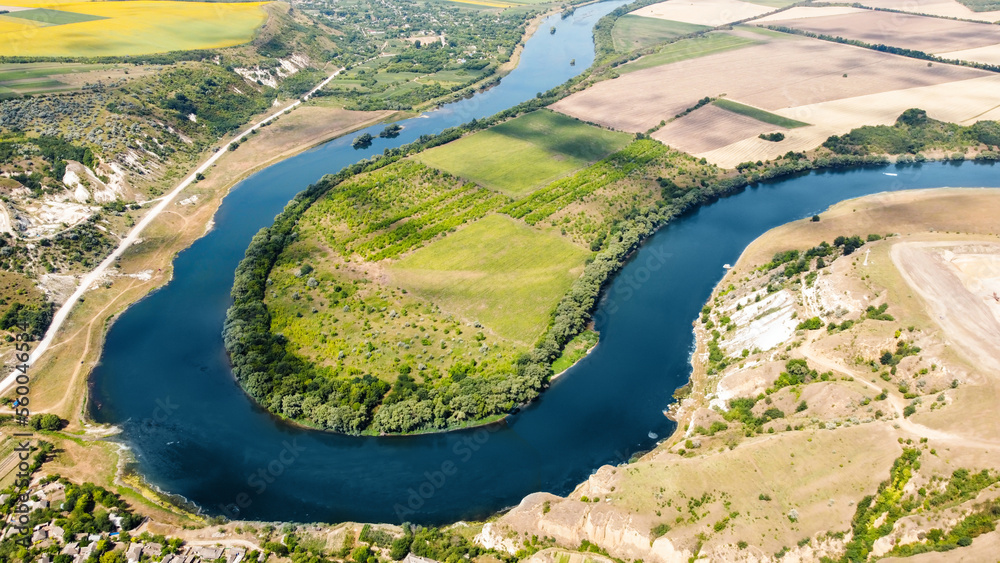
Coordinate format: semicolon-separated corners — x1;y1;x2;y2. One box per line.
481;186;1000;562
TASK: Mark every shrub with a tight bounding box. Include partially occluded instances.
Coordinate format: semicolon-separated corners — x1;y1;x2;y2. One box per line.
796;317;823;330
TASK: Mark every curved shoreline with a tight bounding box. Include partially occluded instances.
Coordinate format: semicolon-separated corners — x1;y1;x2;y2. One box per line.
24;4;564;430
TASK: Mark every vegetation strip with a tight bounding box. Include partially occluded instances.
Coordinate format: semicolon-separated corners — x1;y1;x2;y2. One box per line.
712;98;810;128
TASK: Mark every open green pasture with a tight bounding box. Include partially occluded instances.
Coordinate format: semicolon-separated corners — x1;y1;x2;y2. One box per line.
390;214;589;344
416;109;631;197
612;15;708;53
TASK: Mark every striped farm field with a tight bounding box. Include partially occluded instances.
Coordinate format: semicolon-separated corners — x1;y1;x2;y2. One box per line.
0;0;268;57
416;109;632;197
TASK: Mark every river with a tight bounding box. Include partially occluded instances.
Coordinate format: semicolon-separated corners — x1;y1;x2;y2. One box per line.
89;1;1000;525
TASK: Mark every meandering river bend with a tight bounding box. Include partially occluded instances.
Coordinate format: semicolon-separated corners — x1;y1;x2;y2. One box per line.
89;0;1000;524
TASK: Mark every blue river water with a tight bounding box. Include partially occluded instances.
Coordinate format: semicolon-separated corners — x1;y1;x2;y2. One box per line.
89;0;1000;525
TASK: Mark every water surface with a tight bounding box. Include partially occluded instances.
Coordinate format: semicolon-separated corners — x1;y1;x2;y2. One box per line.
89;3;1000;524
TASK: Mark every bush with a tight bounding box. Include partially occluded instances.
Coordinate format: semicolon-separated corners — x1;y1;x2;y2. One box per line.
651;523;671;538
30;413;65;431
796;317;823;330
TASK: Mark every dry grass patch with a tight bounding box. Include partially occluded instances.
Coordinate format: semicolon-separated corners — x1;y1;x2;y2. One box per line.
754;5;868;22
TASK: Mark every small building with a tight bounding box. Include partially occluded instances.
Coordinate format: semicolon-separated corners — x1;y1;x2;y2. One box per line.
125;543;143;563
61;542;79;556
226;548;245;563
145;542;163;557
31;529;47;544
196;546;224;560
109;514;124;530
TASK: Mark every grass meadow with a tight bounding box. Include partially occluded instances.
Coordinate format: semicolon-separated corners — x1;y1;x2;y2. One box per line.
622;33;759;73
416;109;631;197
0;1;267;57
390;214;590;344
611;15;709;53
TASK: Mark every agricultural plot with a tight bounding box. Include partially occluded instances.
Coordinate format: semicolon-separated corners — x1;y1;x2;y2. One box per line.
619;31;760;73
511;139;727;248
652;104;792;154
611;15;709;52
759;9;1000;55
753;6;868;22
860;0;1000;22
389;214;589;344
416;109;631;197
0;63;130;96
698;73;1000;167
551;34;988;133
0;1;267;57
630;0;775;26
301;160;511;262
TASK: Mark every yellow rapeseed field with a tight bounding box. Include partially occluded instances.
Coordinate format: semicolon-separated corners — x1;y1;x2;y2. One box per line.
0;0;268;57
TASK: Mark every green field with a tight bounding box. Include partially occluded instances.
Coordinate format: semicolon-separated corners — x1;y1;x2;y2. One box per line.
622;33;759;73
713;98;810;128
0;63;116;95
5;8;107;25
390;214;590;343
611;15;708;53
417;109;631;197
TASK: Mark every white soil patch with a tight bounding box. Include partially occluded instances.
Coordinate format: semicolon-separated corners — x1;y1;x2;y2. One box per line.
37;274;79;305
0;204;15;237
62;161;118;204
630;0;772;26
18;197;96;238
892;241;1000;373
721;289;798;355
